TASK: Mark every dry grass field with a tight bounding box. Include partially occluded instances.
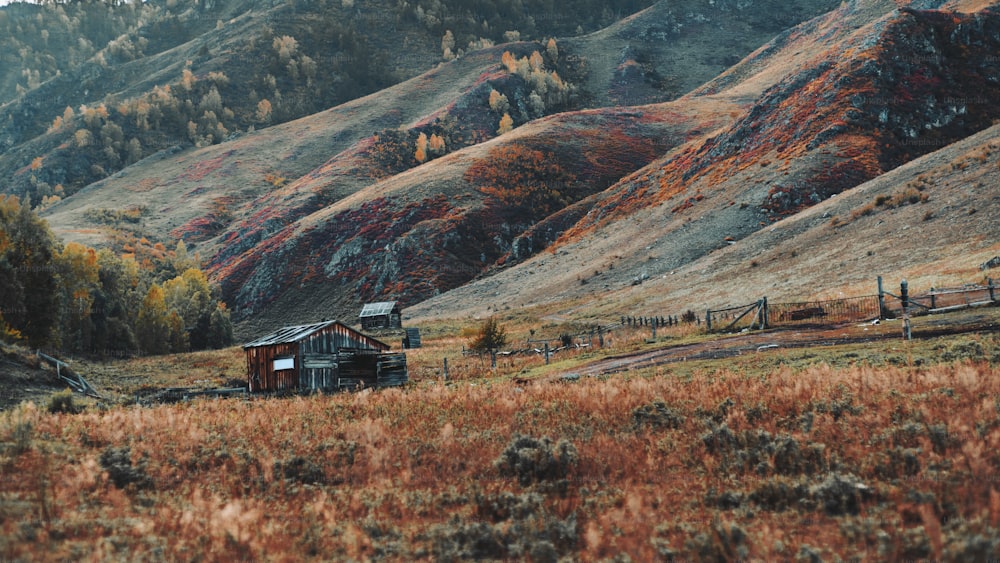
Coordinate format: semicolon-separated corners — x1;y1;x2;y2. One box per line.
2;307;999;560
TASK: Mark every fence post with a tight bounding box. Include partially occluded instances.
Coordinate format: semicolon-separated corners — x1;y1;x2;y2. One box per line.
651;322;657;339
761;296;769;329
443;357;449;381
901;280;911;340
544;343;550;365
990;278;995;302
877;276;886;320
705;309;712;331
598;326;605;348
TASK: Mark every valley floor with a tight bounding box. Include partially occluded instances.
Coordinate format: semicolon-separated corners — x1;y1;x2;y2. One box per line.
1;308;999;560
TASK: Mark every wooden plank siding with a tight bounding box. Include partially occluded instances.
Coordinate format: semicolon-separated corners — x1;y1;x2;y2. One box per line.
246;341;298;393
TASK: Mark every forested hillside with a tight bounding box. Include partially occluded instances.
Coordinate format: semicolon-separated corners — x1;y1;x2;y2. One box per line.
1;0;654;206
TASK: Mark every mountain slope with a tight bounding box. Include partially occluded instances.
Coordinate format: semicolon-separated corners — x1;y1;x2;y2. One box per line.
217;98;738;336
24;0;1000;336
41;43;540;250
35;0;843;335
407;0;1000;321
7;0;664;205
408;120;1000;322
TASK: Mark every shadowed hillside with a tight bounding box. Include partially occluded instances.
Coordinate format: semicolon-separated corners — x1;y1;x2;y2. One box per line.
563;0;841;107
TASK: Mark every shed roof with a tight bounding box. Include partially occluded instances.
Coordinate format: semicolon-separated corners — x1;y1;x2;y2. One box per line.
243;320;388;349
359;301;398;318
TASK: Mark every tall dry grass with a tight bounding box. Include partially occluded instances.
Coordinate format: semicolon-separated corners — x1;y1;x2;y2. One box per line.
2;350;999;560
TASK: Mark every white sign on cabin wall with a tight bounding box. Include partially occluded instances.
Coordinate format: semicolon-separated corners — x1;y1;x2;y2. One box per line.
273;357;295;371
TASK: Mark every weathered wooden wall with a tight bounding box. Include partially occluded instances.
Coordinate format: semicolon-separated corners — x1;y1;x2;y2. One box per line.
246;341;298;393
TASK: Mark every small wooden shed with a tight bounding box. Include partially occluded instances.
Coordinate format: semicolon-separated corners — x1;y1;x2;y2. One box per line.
244;320;406;393
359;301;402;330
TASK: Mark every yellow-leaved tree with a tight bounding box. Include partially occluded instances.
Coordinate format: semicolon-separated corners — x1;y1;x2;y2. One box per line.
414;132;429;163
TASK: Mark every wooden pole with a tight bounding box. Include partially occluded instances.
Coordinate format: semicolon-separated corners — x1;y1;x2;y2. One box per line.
443;357;448;381
706;309;712;331
877;276;886;320
989;278;995;302
901;279;911;340
544;343;550;365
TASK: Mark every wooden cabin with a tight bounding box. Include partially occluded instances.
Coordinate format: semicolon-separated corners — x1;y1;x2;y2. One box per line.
244;320;406;393
358;301;402;330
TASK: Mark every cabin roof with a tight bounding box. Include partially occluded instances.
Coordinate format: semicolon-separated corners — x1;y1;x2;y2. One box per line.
359;301;398;318
243;320;388;349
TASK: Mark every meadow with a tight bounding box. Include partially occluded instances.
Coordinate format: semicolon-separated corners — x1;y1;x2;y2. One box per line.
2;314;1000;560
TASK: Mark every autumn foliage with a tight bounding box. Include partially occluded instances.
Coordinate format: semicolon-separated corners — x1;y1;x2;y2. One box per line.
0;196;232;355
466;144;577;223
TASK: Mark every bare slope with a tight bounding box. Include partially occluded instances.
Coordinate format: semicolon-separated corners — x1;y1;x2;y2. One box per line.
564;0;841;107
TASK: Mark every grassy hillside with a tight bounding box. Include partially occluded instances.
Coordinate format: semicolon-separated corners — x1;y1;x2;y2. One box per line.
12;0;1000;344
563;0;841;107
407;0;1000;324
408;119;1000;327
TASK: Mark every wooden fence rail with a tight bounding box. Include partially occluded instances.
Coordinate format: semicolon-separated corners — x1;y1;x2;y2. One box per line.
881;279;996;316
37;351;102;399
446;276;996;377
706;299;767;332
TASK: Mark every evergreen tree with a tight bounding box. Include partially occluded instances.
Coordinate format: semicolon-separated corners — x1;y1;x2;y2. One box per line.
207;303;234;349
468;316;508;353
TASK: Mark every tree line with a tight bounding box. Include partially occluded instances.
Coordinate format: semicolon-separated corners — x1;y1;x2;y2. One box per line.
0;195;233;356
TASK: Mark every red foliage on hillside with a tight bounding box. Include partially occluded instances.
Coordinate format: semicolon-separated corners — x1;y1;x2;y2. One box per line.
563;6;1000;240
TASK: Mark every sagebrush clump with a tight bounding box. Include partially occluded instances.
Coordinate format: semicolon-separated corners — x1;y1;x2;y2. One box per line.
494;434;578;487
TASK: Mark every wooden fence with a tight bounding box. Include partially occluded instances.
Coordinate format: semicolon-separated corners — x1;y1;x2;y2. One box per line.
880;279;996;317
444;276;996;379
702;277;996;333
